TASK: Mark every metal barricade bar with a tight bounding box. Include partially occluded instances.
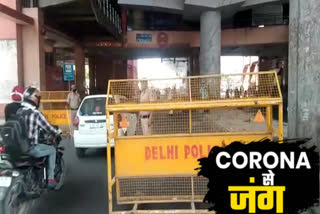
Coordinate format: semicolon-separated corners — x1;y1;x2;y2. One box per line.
106;71;283;214
40;91;72;136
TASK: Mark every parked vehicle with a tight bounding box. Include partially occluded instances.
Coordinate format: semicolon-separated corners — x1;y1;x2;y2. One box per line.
73;95;114;158
0;128;66;214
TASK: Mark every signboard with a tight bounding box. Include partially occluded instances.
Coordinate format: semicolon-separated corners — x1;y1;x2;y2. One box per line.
42;110;70;125
136;33;152;43
63;64;74;81
157;32;169;47
114;134;272;177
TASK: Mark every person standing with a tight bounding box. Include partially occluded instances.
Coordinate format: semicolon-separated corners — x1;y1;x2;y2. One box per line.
114;95;137;136
67;85;81;125
139;80;153;135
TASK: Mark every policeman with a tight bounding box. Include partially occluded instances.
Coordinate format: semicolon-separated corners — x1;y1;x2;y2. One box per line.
139;80;153;135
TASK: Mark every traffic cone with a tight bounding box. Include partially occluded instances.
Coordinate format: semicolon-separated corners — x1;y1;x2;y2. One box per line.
254;109;265;123
221;140;226;148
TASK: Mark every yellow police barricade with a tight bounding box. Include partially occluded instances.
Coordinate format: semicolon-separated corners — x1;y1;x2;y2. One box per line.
106;71;283;214
40;91;72;136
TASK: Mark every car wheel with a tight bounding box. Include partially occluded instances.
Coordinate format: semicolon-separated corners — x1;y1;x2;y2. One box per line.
76;148;86;158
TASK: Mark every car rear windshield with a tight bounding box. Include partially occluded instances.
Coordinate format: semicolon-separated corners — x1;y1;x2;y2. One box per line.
79;97;107;116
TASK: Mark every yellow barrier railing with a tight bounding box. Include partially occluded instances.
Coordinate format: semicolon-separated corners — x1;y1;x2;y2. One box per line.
106;71;283;214
40;91;72;136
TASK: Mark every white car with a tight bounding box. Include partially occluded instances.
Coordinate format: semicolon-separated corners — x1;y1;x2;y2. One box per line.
73;95;114;158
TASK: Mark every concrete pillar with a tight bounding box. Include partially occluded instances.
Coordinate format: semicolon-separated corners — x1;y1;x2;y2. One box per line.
127;60;138;79
190;48;200;76
74;45;86;97
289;5;320;213
288;0;320;148
16;0;24;86
88;56;96;94
200;11;221;75
22;8;45;90
95;57;114;94
16;26;24;87
190;55;198;76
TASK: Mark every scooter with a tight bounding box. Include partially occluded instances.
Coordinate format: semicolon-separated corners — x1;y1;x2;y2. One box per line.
0;129;66;214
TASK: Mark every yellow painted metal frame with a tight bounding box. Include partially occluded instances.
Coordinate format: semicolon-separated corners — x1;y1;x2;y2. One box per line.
106;71;283;214
40;91;71;135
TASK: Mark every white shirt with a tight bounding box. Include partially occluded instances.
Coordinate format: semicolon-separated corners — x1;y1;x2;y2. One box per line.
140;88;153;116
67;92;81;109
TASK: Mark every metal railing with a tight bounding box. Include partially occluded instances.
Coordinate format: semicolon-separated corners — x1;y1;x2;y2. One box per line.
40;91;72;136
230;15;289;29
252;15;289;26
90;0;122;40
106;71;283;214
21;0;39;8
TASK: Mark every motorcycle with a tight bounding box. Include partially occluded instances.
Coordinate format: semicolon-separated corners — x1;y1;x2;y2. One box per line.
0;128;66;214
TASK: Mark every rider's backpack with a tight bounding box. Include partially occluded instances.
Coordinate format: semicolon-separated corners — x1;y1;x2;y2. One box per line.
0;109;32;159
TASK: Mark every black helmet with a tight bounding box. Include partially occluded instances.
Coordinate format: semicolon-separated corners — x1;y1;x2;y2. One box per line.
23;87;39;102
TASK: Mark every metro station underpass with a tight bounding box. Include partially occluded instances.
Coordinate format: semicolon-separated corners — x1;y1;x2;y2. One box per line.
0;0;319;214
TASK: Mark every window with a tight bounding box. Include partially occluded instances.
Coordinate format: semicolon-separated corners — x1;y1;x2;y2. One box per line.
79;97;106;116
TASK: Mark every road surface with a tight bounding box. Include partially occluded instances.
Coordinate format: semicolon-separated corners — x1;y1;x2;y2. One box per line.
28;137;209;214
29;137;110;214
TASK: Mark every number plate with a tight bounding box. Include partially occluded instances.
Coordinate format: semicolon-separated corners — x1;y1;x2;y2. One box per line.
89;123;104;129
0;176;12;187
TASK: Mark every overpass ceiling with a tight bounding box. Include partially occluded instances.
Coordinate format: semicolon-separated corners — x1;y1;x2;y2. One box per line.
39;0;76;8
121;0;289;31
43;0;116;41
41;0;289;48
183;1;243;22
119;0;288;21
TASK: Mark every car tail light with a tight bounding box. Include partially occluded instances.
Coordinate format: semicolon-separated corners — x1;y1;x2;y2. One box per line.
73;116;79;130
0;145;5;153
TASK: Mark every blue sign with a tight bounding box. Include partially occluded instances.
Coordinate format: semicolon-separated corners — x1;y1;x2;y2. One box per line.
63;64;74;81
136;34;152;43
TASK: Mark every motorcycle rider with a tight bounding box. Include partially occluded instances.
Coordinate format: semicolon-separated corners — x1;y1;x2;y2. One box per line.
19;87;62;189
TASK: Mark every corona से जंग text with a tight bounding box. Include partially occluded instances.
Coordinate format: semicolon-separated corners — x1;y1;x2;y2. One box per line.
216;151;312;213
228;171;285;213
